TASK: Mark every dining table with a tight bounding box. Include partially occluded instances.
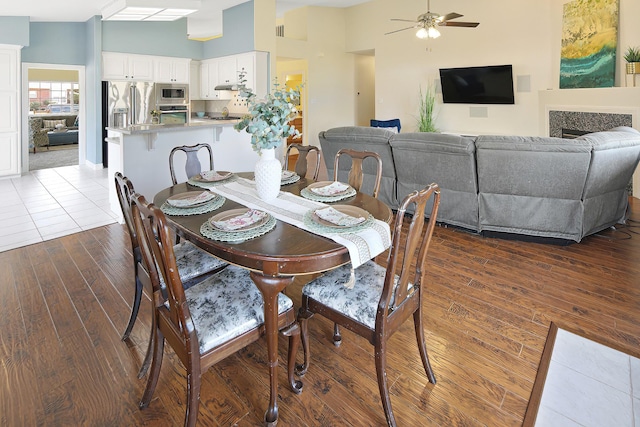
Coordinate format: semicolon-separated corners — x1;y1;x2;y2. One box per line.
153;172;393;425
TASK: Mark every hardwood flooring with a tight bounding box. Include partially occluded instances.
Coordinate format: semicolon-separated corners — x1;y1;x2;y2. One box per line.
1;199;639;426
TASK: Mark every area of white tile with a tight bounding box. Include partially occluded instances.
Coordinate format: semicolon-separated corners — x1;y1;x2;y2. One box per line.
0;165;117;253
535;329;639;427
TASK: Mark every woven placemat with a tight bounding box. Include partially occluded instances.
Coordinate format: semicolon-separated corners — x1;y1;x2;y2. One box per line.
160;195;226;216
200;214;277;242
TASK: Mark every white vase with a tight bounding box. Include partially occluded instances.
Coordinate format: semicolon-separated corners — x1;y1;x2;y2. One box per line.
254;147;282;202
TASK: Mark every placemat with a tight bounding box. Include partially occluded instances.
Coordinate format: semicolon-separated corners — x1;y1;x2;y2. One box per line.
200;214;277;242
160;195;225;216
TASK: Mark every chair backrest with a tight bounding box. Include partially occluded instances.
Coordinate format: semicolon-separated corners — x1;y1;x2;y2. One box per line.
285;143;321;181
382;183;440;318
333;148;383;198
371;118;401;133
114;172;139;253
169;143;214;185
130;193;197;355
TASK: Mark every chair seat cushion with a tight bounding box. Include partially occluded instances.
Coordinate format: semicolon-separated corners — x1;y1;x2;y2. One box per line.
174;241;227;282
302;262;411;329
185;265;294;353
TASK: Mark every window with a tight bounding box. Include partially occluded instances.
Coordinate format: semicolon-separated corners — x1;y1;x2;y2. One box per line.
29;81;79;113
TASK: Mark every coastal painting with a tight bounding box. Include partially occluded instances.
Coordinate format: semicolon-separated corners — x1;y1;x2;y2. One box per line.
559;0;618;89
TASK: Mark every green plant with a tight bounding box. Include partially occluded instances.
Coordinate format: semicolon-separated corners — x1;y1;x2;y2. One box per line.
624;46;640;62
234;78;301;154
417;85;438;133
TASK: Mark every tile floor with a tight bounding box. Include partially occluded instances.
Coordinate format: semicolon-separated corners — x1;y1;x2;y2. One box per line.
536;328;640;426
0;165;118;253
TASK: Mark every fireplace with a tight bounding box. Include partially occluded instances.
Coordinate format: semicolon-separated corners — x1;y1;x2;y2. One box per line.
549;110;633;138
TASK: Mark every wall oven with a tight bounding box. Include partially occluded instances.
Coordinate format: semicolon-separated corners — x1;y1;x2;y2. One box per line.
156;83;189;106
158;105;189;125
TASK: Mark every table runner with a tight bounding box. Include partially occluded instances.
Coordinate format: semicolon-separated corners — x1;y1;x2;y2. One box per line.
209;178;391;269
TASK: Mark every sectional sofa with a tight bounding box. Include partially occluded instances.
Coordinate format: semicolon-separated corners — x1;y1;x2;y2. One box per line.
318;126;640;243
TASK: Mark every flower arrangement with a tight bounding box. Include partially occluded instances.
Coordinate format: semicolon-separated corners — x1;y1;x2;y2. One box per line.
150;109;160;118
234;75;301;154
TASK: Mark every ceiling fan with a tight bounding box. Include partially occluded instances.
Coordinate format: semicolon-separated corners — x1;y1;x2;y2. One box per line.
386;0;479;39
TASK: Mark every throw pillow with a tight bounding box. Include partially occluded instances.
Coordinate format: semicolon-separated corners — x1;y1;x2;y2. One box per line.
43;119;67;129
73;116;79;127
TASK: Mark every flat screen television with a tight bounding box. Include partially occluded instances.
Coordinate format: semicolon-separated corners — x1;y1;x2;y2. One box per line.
439;65;515;104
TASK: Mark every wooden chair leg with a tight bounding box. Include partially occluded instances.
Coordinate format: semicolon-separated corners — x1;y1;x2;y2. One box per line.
333;323;342;346
122;274;143;340
184;365;202;427
139;328;164;409
137;308;155;379
374;340;397;427
413;310;436;384
280;323;303;393
295;307;313;376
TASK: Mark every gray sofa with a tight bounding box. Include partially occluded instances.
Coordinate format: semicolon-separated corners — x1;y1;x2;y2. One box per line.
318;126;640;243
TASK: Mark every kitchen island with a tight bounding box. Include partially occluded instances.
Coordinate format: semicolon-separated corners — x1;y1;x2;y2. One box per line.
107;119;282;219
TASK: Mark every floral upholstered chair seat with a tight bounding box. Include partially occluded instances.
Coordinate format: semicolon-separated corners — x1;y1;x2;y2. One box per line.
172;241;227;285
301;262;412;329
183;265;294;353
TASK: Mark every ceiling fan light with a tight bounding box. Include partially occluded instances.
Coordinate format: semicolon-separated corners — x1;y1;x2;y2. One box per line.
427;27;441;38
416;28;429;39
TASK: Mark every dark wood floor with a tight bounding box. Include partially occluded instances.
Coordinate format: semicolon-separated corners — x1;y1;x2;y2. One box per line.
2;198;640;426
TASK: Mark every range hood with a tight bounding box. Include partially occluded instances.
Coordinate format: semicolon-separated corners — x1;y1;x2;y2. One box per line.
214;83;240;91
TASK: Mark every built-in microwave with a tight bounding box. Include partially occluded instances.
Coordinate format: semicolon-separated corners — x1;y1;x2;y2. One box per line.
156;83;189;105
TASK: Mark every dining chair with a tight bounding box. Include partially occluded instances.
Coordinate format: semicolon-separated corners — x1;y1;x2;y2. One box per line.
333;148;383;199
371;118;401;133
114;173;227;375
169;143;214;185
284;142;321;181
131;193;301;427
296;183;441;427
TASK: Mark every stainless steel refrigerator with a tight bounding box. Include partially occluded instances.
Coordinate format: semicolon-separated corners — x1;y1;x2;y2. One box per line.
101;80;156;167
104;80;156;128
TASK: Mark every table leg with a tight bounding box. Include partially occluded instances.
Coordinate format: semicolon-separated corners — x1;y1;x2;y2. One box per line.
249;271;295;426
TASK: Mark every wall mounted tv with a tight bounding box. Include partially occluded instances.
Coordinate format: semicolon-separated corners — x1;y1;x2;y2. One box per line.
439;64;515;104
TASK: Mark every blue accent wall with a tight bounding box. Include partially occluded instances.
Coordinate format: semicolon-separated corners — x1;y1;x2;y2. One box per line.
102;18;202;59
22;23;86;65
202;1;254;59
85;17;102;165
0;17;30;46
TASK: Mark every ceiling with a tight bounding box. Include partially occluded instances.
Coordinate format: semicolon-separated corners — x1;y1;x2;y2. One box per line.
0;0;369;22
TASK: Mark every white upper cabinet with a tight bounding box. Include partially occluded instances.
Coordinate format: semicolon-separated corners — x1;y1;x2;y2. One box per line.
103;52;154;81
199;51;269;98
199;61;220;100
190;61;201;100
154;57;190;83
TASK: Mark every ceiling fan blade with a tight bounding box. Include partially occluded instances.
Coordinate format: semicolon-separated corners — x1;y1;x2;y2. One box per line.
440;12;463;22
439;21;479;27
390;18;418;23
385;25;418;35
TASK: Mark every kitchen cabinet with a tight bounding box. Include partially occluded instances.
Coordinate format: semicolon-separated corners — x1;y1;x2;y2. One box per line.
190;61;201;100
199;51;269;99
199;61;220;99
102;52;154;81
154;57;190;83
0;46;19;177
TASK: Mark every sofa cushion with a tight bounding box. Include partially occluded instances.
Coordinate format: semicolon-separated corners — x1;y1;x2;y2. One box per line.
390;132;479;230
43;119;67;129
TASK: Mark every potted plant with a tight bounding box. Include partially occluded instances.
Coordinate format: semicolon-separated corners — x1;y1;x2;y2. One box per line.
624;46;640;74
150;109;161;124
235;78;301;201
417;85;438;133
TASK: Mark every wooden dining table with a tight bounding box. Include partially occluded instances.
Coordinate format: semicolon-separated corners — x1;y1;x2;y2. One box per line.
153;173;392;425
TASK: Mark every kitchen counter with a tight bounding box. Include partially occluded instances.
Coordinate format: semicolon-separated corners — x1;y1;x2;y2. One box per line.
106;118;240;135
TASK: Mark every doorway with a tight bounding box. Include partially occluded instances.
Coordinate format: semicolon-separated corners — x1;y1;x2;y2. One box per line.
21;63;86;173
354;51;375;127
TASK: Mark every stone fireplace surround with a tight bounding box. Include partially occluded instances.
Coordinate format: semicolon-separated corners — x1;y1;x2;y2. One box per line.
539;87;640;197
